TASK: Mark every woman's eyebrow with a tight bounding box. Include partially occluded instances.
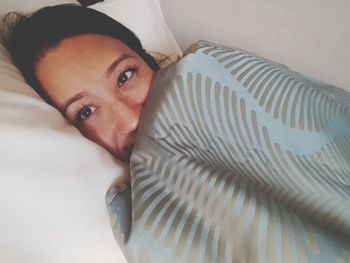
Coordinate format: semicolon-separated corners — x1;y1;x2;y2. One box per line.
106;54;131;77
62;91;87;114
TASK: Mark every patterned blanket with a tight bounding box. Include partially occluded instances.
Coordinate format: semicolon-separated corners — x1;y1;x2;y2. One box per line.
106;41;350;263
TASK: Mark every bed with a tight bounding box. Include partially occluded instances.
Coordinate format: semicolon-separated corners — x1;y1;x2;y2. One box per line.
0;0;349;262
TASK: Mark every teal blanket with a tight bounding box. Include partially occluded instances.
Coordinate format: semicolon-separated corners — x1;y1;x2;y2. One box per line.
107;41;350;263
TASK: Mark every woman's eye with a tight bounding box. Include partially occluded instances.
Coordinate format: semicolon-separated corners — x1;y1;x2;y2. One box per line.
76;105;96;122
117;68;136;87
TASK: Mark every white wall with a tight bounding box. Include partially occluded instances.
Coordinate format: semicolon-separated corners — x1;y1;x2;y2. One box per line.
162;0;350;90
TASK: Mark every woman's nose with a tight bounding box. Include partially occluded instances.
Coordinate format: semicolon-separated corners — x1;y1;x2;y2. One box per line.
109;101;143;161
116;103;143;134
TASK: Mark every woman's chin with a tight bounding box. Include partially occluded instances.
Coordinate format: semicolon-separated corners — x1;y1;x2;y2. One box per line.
115;145;134;163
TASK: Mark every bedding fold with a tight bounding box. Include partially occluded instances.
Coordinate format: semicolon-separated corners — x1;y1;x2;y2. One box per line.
107;41;350;263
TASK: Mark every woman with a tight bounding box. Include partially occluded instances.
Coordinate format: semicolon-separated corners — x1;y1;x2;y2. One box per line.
3;4;159;162
3;4;350;262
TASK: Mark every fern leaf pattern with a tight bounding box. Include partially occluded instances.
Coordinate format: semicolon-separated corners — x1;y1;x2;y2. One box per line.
108;41;350;263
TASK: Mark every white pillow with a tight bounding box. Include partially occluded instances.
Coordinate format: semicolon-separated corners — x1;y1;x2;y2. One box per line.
0;43;129;263
0;1;181;262
90;0;182;68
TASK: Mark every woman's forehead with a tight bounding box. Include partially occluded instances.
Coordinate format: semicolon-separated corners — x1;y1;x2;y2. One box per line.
51;34;134;61
61;34;129;51
35;34;135;103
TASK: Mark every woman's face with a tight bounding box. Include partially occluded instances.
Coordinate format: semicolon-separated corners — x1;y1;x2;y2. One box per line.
36;34;155;162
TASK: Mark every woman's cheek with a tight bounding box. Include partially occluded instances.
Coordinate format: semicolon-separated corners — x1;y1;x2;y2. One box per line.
135;73;154;103
79;117;102;142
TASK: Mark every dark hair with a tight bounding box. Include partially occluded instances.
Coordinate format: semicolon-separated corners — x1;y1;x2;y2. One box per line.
1;4;159;103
